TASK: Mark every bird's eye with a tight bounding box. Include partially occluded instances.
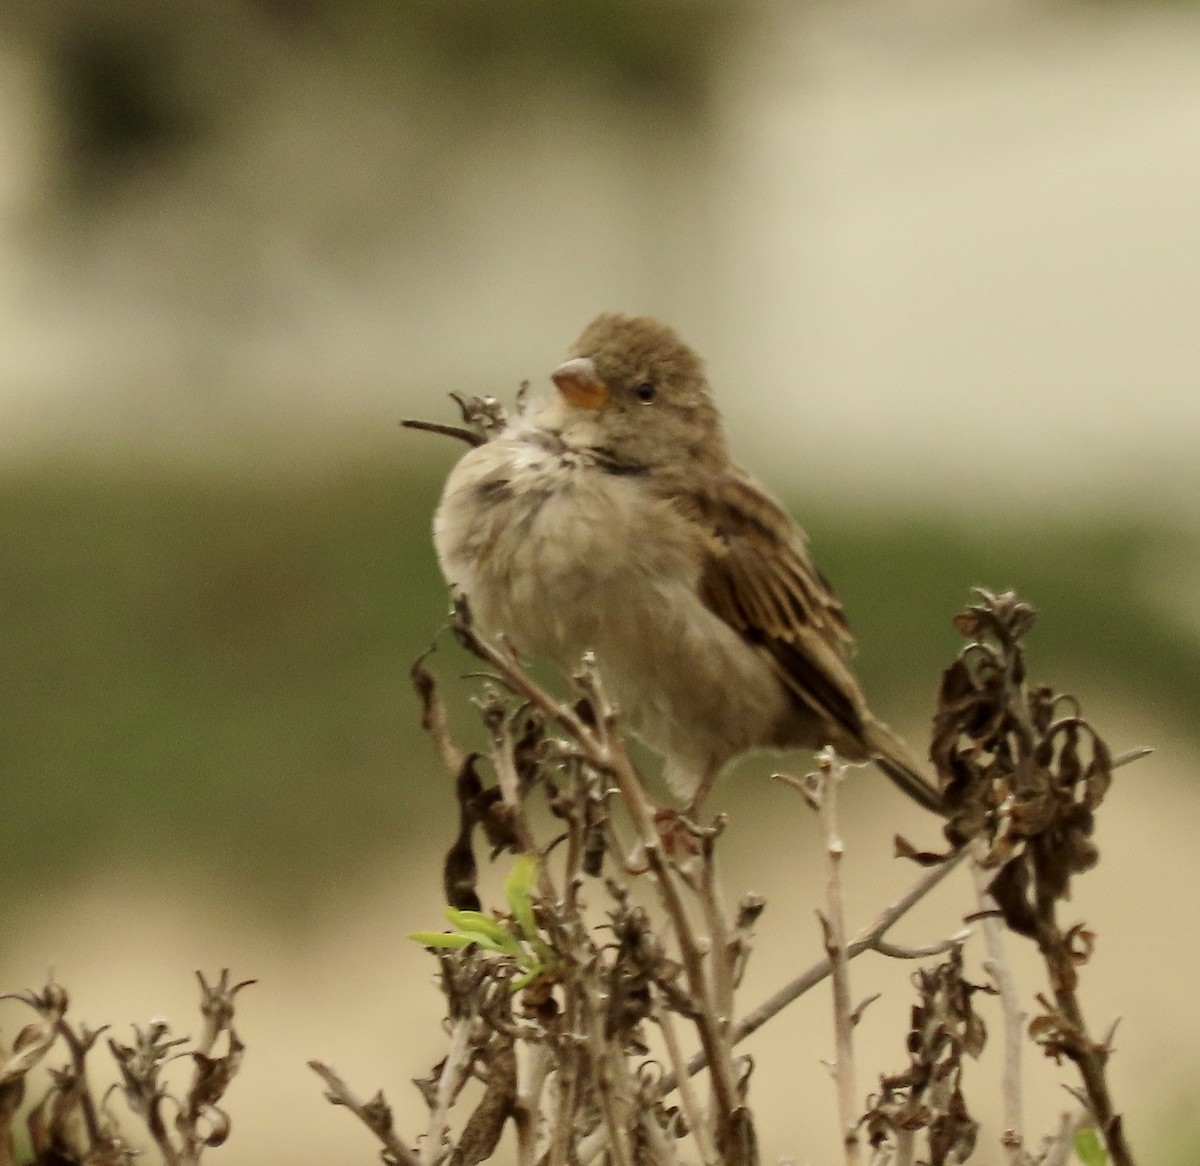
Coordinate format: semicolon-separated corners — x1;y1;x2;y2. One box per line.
635;382;657;403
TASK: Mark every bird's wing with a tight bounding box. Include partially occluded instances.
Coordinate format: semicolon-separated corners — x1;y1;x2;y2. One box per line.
694;465;869;742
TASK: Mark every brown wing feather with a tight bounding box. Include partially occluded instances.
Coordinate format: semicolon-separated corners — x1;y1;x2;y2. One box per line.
695;466;867;742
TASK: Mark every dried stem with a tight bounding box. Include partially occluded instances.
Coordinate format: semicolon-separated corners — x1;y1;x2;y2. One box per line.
309;1061;419;1166
513;1042;550;1166
452;611;749;1156
970;837;1027;1162
698;838;736;1030
936;589;1140;1166
544;1009;581;1166
351;587;1152;1166
654;1001;720;1166
1036;901;1134;1166
587;1010;635;1166
809;753;862;1166
400;418;488;447
660;847;970;1096
412;648;466;774
423;1018;475;1166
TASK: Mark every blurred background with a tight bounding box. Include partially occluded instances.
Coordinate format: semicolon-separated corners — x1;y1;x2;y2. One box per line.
1;0;1198;1161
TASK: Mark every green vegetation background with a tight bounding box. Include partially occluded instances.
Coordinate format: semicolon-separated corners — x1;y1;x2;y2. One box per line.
3;453;1196;912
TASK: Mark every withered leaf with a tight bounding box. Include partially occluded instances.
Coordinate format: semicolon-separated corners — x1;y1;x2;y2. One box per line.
444;835;481;913
963;1011;987;1059
360;1089;395;1139
481;800;522;856
987;857;1038;938
1010;789;1057;837
1029;684;1055;734
456;753;486;807
450;1042;516;1166
193;1106;232;1148
1083;742;1113;810
443;754;491;911
582;822;607;877
951;610;982;638
1046;944;1080;995
410;651;439;731
187;1033;244;1111
1064;924;1096;966
1056;721;1082;790
412;1060;443;1110
894;834;953;866
937;659;975;705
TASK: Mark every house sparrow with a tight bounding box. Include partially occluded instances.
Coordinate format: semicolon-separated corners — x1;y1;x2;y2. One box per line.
432;313;943;815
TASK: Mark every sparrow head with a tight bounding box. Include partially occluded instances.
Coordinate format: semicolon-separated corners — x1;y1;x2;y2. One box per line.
544;313;728;472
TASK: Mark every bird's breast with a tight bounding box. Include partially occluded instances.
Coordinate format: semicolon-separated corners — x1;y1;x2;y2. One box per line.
432;432;800;789
433;434;700;661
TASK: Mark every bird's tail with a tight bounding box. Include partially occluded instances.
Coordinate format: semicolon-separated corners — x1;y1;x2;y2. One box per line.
863;717;945;816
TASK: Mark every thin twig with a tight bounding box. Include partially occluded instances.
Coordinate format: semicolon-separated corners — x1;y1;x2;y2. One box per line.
654;1001;720;1166
695;834;738;1134
422;1018;474;1166
545;1024;581;1166
970;837;1026;1163
658;847;971;1096
308;1061;419;1166
491;714;540;857
1037;899;1135;1166
1110;746;1153;770
587;1008;635;1166
811;753;862;1166
513;1042;550;1166
411;650;466;774
872;933;970;960
453;618;746;1148
637;815;743;1141
698;838;736;1031
55;1021;106;1152
401;418;488;447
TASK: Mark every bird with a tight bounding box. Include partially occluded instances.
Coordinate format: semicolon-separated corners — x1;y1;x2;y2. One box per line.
431;312;944;815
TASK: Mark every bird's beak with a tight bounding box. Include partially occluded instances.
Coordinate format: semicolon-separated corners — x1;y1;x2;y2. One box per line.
551;357;609;411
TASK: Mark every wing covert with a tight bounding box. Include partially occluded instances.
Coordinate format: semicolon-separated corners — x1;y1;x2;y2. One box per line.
695;467;866;739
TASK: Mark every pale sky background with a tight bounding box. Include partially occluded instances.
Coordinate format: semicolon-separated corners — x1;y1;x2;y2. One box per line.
0;0;1197;516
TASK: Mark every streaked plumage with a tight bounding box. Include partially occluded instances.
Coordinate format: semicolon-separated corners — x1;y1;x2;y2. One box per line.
433;313;942;813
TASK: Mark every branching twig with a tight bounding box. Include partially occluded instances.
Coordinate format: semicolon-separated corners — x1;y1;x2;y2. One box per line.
1;973;249;1166
513;1041;550;1166
803;751;862;1166
422;1018;475;1166
659;847;971;1096
450;607;751;1158
653;1000;720;1166
309;1061;420;1166
401;419;488;447
936;589;1139;1166
315;586;1152;1166
970;837;1027;1163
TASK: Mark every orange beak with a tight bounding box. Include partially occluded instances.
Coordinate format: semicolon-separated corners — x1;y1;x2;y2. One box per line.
551;357;608;411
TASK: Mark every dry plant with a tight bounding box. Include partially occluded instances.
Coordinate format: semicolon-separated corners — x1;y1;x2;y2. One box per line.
0;971;252;1166
305;582;1147;1166
0;458;1148;1166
